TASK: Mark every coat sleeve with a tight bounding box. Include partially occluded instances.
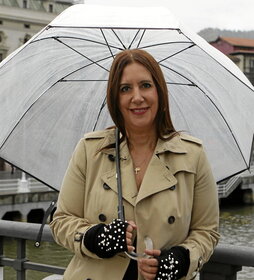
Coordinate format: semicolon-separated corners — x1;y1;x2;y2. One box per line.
179;146;220;279
50;138;101;260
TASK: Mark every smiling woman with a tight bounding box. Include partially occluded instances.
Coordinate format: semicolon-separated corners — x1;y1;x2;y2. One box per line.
50;49;220;280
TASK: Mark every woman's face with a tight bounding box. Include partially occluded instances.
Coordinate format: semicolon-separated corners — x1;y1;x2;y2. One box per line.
118;62;159;133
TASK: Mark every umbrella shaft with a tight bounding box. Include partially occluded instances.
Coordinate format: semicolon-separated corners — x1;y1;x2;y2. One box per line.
116;128;125;221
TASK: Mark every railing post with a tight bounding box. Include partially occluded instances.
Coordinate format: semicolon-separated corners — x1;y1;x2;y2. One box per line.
0;236;3;280
15;239;27;280
200;261;242;280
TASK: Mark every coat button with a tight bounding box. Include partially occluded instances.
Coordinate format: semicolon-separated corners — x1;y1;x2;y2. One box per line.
108;154;115;162
98;214;107;222
168;216;175;224
103;183;110;190
169;185;176;190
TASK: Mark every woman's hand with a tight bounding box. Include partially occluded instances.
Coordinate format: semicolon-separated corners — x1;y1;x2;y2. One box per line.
126;220;137;252
83;219;128;258
138;249;161;280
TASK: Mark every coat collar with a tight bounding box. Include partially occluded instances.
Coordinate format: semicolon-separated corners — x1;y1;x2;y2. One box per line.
97;129;189;158
155;135;187;155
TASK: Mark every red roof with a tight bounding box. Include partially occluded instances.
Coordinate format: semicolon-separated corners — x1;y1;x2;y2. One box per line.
230;50;254;54
220;36;254;48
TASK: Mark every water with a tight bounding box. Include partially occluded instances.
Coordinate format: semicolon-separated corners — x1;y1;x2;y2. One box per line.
3;205;254;279
219;204;254;280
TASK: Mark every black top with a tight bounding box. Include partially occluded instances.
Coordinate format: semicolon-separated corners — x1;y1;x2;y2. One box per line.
123;259;138;280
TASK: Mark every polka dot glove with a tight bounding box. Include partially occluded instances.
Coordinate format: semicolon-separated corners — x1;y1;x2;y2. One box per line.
83;219;128;258
155;246;190;280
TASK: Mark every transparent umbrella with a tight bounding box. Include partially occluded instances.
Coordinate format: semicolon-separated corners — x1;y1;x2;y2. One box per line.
0;3;254;192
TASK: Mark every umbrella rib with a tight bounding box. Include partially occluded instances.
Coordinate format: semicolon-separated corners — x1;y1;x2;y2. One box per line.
111;29;126;50
160;64;195;86
61;80;108;82
92;98;107;131
100;29;115;58
140;41;193;50
60;55;113;81
53;37;109;72
158;44;195;63
137;29;146;49
166;82;195;86
33;35;122;52
128;29;141;49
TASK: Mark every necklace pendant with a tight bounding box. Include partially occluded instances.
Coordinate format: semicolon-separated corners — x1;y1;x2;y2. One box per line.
134;167;141;174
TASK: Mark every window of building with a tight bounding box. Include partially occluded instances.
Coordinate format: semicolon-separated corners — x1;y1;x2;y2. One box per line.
23;34;31;44
0;158;5;170
49;4;53;13
245;57;254;86
0;31;5;44
250;59;254;71
23;0;28;8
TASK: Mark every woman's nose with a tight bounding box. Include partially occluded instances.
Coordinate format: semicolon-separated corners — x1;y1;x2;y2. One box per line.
131;87;144;103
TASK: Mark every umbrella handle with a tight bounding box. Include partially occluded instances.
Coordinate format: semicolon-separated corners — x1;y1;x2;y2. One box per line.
125;236;154;260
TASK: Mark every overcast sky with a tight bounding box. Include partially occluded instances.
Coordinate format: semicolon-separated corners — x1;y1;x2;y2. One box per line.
86;0;254;32
166;0;254;32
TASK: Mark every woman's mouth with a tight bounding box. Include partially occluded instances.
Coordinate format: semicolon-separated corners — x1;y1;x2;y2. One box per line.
130;107;149;115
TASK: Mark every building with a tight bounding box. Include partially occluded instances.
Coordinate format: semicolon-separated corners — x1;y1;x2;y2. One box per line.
210;36;254;85
0;0;74;62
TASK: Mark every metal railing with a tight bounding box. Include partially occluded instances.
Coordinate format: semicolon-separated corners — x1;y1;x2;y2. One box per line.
200;244;254;280
0;220;65;279
0;220;254;280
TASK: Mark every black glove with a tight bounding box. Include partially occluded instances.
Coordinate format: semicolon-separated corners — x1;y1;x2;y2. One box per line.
83;219;128;258
155;246;190;280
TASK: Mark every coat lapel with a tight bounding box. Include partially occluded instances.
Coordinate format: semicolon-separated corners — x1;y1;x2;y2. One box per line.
136;154;177;204
136;136;188;204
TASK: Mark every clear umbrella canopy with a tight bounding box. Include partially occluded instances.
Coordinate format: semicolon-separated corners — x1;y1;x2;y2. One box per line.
0;3;254;190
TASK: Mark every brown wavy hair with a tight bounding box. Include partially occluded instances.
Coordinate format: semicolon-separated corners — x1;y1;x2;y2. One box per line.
107;49;177;141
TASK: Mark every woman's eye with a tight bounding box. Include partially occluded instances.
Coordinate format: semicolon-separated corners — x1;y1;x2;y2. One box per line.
120;86;130;92
142;83;151;88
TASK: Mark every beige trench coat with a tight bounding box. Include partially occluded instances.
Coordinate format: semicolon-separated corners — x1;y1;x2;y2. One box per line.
50;128;220;280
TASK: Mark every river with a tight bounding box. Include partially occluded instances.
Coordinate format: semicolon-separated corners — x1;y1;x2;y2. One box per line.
219;204;254;280
3;204;254;279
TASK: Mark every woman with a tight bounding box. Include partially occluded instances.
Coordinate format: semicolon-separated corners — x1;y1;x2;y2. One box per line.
50;49;220;280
